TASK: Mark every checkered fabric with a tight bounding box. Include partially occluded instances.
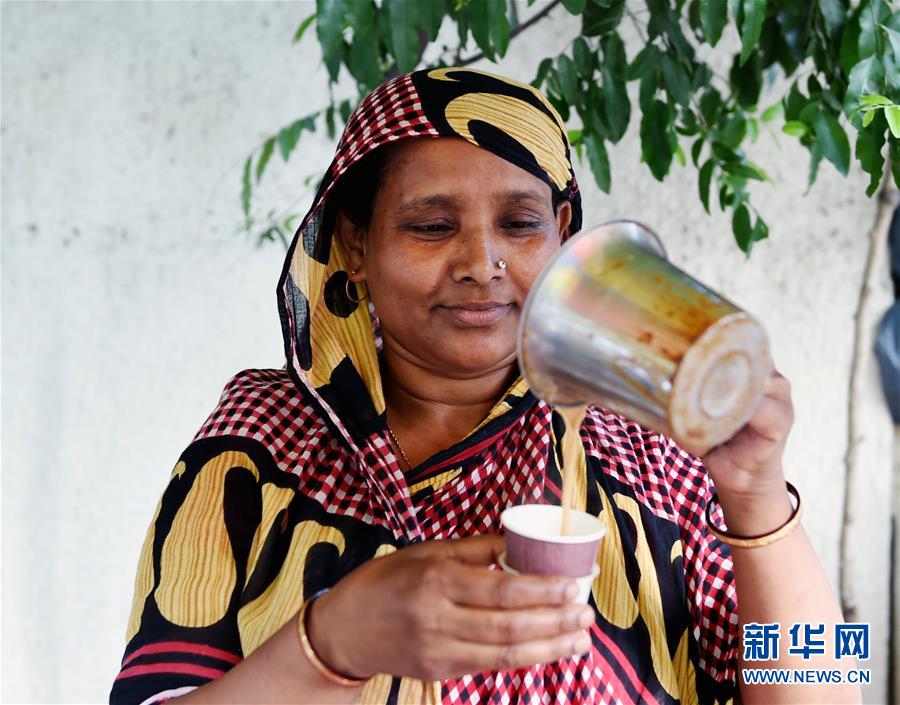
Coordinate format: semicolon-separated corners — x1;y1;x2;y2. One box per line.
111;67;738;705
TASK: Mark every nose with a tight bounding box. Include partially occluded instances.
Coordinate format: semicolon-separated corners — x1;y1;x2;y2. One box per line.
449;223;506;285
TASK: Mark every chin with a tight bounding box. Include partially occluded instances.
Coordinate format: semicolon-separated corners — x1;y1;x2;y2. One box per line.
438;344;517;376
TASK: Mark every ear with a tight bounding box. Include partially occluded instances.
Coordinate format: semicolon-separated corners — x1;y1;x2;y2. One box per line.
333;208;368;281
555;199;573;241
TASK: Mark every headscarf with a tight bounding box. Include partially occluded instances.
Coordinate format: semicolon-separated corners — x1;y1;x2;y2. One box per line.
276;67;583;541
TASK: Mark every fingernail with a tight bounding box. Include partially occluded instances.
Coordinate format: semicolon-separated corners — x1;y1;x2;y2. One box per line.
573;633;591;654
578;608;594;628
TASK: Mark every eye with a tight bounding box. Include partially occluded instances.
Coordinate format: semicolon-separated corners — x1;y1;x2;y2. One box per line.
405;222;454;234
502;220;543;233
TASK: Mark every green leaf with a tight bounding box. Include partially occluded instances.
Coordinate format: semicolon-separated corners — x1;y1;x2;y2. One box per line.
862;108;877;127
419;0;445;41
859;0;891;59
732;203;752;251
761;102;783;122
856;112;887;196
488;0;510;57
626;45;660;81
602;34;627;78
641;99;675;180
839;17;861;75
807;139;825;190
256;137;276;182
750;216;769;250
886;106;900;138
721;160;765;180
556;55;579;105
882;23;900;64
718;114;747;148
325;104;336;139
241;156;252;222
818;0;845;36
584;133;611;192
315;0;347;70
699;89;722;125
582;0;625;36
339;99;353;122
730;50;763;107
639;67;659;112
674;144;686;167
533;58;553;88
602;72;630;142
573;37;595;77
858;93;894;108
890;139;900;193
738;0;766;66
562;0;587;13
812;111;851;175
293;13;317;44
698;159;714;213
844;56;885;120
383;0;420;71
699;0;727;46
346;28;383;90
661;54;691;107
691;137;704;166
782;120;807;137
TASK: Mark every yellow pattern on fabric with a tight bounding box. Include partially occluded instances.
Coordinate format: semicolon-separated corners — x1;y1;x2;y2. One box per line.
125;479;170;641
238;520;346;655
426;66;568;145
591;487;639;628
614;493;682;700
304;241;386;415
156;452;259;627
441;93;571;190
246;483;296;582
674;628;700;705
408;468;463;496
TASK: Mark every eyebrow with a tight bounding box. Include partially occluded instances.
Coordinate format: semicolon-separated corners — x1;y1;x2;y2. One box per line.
395;189;548;213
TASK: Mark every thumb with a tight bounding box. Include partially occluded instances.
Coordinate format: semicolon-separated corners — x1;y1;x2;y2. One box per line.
438;534;505;566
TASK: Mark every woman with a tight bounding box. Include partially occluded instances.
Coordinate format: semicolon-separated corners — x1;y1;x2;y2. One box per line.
111;68;856;705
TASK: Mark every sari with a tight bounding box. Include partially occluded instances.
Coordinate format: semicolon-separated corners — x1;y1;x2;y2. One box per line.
111;67;738;705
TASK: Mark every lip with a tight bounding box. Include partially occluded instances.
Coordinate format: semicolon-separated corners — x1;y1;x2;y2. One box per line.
440;302;513;327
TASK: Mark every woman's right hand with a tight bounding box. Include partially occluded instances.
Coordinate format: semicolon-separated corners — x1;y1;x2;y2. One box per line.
306;534;595;682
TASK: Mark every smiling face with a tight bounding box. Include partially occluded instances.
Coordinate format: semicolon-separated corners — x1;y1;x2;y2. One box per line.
336;137;573;378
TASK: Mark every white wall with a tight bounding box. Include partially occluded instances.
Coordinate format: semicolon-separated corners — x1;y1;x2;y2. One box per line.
1;2;895;703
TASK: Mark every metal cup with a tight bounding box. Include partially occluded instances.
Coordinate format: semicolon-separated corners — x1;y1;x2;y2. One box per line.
517;220;771;456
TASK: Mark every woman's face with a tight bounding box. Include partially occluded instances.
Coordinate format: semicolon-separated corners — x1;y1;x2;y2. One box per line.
341;137;573;378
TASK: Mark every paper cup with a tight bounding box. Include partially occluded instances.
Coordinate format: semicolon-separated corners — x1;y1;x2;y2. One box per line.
500;504;606;578
498;552;599;604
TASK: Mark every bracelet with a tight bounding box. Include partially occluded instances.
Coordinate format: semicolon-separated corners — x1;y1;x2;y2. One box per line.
706;481;803;548
296;588;370;688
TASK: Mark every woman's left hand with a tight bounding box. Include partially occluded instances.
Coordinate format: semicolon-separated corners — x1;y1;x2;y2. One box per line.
700;367;796;535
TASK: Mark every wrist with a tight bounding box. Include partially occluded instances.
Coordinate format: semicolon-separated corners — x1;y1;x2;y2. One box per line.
714;480;794;537
306;589;372;681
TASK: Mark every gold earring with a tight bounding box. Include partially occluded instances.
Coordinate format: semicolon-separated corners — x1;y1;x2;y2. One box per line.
345;269;367;304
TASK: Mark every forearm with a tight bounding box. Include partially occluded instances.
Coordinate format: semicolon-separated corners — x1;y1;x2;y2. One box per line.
173;615;363;705
721;487;861;705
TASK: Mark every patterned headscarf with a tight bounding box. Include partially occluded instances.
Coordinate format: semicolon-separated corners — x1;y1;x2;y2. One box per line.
277;67;582;463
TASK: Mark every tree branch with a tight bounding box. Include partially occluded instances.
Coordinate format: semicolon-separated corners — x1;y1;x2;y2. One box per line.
456;0;564;67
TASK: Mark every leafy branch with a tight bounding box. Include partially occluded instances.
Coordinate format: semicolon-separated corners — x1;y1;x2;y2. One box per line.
241;0;900;254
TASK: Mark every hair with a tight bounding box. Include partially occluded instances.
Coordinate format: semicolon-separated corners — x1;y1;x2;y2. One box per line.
333;139;565;229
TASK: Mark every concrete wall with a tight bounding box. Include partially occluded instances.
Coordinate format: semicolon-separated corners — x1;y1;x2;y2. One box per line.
2;1;895;702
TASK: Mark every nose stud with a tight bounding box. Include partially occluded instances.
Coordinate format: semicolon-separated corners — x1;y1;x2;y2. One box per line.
496;259;507;270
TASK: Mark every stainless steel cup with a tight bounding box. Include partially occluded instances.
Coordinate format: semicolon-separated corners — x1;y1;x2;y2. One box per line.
517;220;771;456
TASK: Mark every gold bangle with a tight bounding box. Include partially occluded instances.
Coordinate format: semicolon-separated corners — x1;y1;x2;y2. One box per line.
296;589;370;688
706;481;803;548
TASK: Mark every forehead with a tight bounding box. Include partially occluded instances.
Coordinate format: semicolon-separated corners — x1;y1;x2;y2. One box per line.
379;137;553;199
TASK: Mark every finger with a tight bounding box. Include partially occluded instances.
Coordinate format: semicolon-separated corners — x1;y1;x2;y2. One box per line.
439;560;578;608
762;369;791;403
445;603;595;645
430;534;505;566
745;393;793;443
448;629;592;675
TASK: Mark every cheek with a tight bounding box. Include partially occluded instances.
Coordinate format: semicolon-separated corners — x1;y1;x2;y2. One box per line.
512;238;560;295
